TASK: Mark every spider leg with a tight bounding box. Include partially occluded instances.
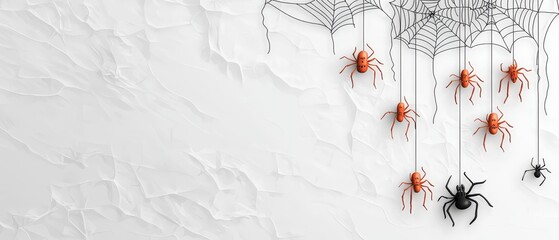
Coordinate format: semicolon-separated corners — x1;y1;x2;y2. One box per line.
423;185;434;201
366;44;375;56
500;63;506;73
482;130;488;152
469;83;476;105
401;185;412;211
474;118;488;124
368;57;382;65
468;193;493;207
542;158;546;167
504;127;512;142
522;169;535;181
404;96;409;108
531;157;536;168
420;167;427;180
421;187;428;211
421;180;435;187
498;74;508;92
470;74;484;82
519;72;530;89
542;168;552;173
446;201;456;227
468;61;475;73
444;175;455;196
498;128;506;152
349;68;357;88
498;120;513;128
454;84;460;104
497;106;504;119
371;64;384;79
517;67;531;72
405;109;420;117
339;63;356;74
540;172;547;186
449;73;460;78
352;47;357;59
465;172;487;194
504;80;511;103
380;111;396;120
439;196;452;201
368;66;377;89
390;117;396;139
404;117;411;142
406;115;417;126
340;56;354;62
468;198;479;225
471;80;483;97
518;78;524;102
398;181;412;187
446;80;458;88
441;199;452;218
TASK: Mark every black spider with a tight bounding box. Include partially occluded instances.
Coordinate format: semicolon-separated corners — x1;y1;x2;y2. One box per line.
522;157;551;186
438;172;493;227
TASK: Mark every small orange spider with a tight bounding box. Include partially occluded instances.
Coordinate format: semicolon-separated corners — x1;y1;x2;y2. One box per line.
473;107;514;152
399;167;434;214
339;44;384;88
499;59;532;103
446;61;484;105
381;97;419;141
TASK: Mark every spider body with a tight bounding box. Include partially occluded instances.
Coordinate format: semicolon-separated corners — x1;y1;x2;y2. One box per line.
446;62;484;104
438;173;493;226
356;50;368;73
399;167;434;214
340;44;383;88
499;60;531;103
381;97;419;141
522;158;551;186
473;106;513;152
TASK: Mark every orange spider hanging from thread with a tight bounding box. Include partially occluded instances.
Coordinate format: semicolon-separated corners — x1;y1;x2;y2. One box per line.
446;62;484;105
499;59;532;103
381;97;419;141
399;167;434;214
339;44;384;88
473;107;514;152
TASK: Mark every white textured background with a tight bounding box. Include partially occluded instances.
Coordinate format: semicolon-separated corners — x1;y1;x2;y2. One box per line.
1;0;559;239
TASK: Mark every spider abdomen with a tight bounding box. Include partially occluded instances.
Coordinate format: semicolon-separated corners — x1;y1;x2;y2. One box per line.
534;170;541;178
357;51;368;73
455;198;471;210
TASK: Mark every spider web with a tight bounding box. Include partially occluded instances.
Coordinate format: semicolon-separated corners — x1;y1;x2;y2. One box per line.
263;0;381;54
457;0;558;51
391;0;469;59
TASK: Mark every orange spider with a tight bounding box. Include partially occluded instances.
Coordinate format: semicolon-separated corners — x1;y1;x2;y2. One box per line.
446;61;484;105
473;107;514;152
399;167;434;214
381;97;419;141
339;44;384;88
499;59;532;103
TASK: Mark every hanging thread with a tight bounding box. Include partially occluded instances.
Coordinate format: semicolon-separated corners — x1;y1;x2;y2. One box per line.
414;4;418;173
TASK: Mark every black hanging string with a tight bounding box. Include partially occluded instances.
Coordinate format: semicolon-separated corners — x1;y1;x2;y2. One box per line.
458;0;464;185
362;0;365;51
490;1;494;113
399;0;403;102
414;1;418;173
536;0;540;165
512;0;520;61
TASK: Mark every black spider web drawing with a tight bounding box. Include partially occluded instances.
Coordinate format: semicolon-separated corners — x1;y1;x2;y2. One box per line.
391;0;559;122
262;0;382;54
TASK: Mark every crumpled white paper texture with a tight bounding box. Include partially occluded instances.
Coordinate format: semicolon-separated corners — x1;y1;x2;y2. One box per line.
1;0;559;239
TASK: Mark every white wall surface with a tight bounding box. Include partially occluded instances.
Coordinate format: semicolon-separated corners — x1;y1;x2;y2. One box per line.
1;0;559;239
